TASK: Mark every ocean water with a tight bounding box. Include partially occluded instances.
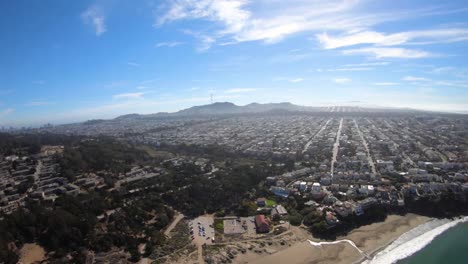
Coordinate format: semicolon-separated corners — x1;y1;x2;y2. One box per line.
363;216;468;264
398;222;468;264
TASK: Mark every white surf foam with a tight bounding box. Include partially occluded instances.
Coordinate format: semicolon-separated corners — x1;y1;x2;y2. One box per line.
362;216;468;264
308;239;368;258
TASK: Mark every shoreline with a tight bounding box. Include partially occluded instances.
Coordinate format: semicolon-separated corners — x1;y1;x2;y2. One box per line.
351;214;432;264
362;215;468;264
236;214;431;264
342;214;431;264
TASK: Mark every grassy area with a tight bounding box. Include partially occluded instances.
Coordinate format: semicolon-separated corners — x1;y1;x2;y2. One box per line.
266;199;277;207
214;219;224;232
138;145;175;159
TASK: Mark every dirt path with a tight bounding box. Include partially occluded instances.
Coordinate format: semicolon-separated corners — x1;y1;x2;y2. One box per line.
164;212;184;237
197;245;204;264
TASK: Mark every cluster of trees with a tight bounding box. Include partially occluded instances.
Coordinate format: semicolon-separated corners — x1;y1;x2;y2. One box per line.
90;193;173;261
0;133;77;156
161;162;273;217
0;192;107;263
0;189;174;263
59;137;151;181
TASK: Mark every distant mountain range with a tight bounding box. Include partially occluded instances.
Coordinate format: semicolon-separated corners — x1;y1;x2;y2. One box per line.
173;102;317;116
22;102;464;132
114;102;429;120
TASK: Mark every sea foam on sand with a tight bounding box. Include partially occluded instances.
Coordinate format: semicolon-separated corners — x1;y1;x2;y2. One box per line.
362;216;468;264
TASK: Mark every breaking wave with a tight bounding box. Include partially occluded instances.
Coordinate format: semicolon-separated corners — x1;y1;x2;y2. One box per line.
363;216;468;264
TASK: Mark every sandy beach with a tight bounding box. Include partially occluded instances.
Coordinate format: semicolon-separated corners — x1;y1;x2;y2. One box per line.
245;240;362;264
232;214;430;264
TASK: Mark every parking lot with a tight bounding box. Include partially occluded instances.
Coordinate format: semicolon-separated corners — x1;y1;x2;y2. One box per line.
189;216;215;246
223;216;256;235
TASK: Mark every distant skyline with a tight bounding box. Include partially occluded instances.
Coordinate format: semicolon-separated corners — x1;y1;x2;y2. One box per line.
2;0;468;126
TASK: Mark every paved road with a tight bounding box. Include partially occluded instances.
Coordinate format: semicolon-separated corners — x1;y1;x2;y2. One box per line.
353;119;377;175
33;160;43;181
302;119;331;154
331;118;343;177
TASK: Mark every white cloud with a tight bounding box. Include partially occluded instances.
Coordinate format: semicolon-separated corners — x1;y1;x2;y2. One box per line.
155;41;184;47
113;92;145;100
81;5;106;36
343;47;431;59
317;31;403;49
274;77;305;83
157;0;251;33
402;76;430;81
373;82;399;86
225;88;257;93
317;29;468;49
155;0;468;56
343;62;390;67
333;78;352;84
127;62;140;67
434;81;468;88
156;0;369;47
316;67;373;72
290;78;304;83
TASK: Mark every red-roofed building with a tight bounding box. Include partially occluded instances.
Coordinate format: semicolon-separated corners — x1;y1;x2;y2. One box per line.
255;214;270;233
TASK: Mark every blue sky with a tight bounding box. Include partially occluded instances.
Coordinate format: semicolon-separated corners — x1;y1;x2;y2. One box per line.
1;0;468;126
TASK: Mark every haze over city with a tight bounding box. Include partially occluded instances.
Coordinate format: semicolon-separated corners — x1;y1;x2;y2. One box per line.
2;0;468;126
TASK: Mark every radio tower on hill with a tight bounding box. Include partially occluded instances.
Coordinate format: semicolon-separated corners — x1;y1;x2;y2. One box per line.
210;93;213;104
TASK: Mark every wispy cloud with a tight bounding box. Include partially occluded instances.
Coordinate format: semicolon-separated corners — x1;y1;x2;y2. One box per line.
155;0;468;54
155;41;184;48
343;62;390;67
127;62;140;67
343;47;431;59
104;81;128;88
290;78;304;83
113;92;145;100
155;0;369;47
434;81;468;88
402;76;430;81
25;101;54;106
373;82;399;86
81;5;106;36
225;88;257;93
317;28;468;49
274;77;304;83
316;67;373;72
32;80;46;85
0;108;14;118
333;78;352;84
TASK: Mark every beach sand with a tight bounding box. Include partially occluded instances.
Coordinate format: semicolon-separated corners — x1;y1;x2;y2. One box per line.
345;213;430;259
242;241;362;264
232;214;430;264
18;243;46;264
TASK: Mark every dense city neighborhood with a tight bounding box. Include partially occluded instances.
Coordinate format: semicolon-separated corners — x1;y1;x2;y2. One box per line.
1;105;468;263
